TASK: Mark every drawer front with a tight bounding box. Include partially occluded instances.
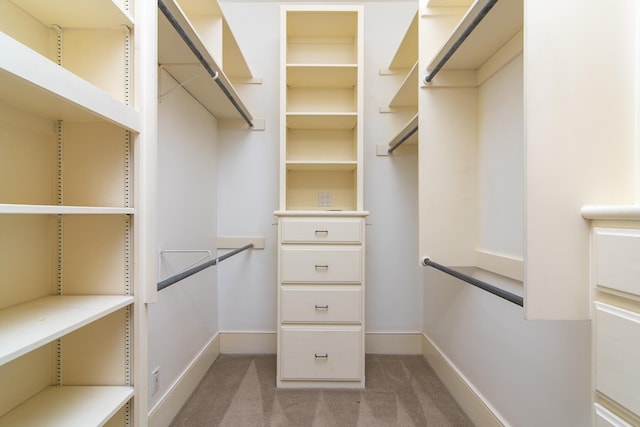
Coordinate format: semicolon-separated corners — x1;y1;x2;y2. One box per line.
595;228;640;297
595;303;640;416
281;218;362;244
281;247;361;283
280;327;362;381
281;287;361;323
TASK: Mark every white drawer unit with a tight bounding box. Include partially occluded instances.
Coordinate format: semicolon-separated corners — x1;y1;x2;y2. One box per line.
281;286;362;323
280;327;362;381
594;302;640;417
595;228;640;297
281;217;363;244
281;246;362;283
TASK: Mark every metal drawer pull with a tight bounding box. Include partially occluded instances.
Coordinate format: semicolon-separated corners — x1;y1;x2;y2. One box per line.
314;304;329;310
314;353;328;359
315;230;329;236
315;264;329;270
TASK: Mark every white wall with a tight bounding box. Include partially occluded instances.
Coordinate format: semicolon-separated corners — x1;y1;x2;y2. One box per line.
148;68;219;409
217;1;423;335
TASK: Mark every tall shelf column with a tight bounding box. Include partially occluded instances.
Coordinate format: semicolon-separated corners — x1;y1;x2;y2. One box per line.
275;5;367;389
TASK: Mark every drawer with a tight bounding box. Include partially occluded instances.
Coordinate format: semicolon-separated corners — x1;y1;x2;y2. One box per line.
595;228;640;297
281;218;362;244
281;247;361;283
595;302;640;416
280;327;362;381
281;286;361;323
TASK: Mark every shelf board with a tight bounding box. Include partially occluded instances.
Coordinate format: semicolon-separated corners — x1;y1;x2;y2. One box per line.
0;204;134;215
8;0;133;27
0;386;133;427
0;33;140;132
286;161;357;171
389;62;418;107
388;11;418;70
158;0;254;121
0;295;133;365
388;113;418;148
286;113;357;130
286;9;359;38
287;64;357;88
427;0;523;72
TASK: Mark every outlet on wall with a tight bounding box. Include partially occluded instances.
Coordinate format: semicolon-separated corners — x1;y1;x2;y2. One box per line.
318;192;332;207
151;367;160;395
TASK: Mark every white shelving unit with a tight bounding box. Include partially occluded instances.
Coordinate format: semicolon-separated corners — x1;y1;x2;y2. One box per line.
0;0;153;424
276;5;367;389
380;11;418;155
418;0;524;300
158;0;258;128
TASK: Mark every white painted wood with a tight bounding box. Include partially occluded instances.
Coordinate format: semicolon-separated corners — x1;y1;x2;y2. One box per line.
426;0;523;73
0;33;140;132
421;333;507;427
287;65;357;88
583;205;640;221
0;204;134;215
158;0;254;121
594;403;634;427
595;303;640;416
595;229;640;297
389;62;419;108
281;217;362;244
0;386;133;427
0;295;133;365
280;327;362;381
475;250;523;282
388;11;418;70
217;236;265;249
281;286;362;323
281;247;362;283
8;0;132;27
148;334;220;427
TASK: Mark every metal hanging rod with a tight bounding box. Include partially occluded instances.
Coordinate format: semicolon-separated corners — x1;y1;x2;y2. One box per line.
422;258;523;306
158;0;254;128
388;125;418;154
157;243;254;291
423;0;499;84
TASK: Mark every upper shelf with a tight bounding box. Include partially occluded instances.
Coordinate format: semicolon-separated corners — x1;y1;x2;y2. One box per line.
425;0;523;80
8;0;133;28
388;11;418;71
287;65;357;88
0;33;141;131
158;0;255;125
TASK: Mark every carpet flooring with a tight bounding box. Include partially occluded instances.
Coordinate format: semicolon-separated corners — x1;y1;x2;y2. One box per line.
170;354;474;426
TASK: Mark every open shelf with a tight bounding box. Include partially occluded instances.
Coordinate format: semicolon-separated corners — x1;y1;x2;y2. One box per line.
0;295;133;365
287;65;357;88
286;113;357;130
158;0;254;122
388;12;418;71
388;113;418;149
425;0;523;77
8;0;132;27
0;33;140;132
286;161;358;172
390;63;419;108
0;386;134;426
0;205;134;215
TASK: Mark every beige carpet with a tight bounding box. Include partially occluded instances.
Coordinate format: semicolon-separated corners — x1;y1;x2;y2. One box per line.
170;354;474;426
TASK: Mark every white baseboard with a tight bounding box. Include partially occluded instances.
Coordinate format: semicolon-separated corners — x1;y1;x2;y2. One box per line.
421;333;505;427
366;332;422;354
220;331;277;354
147;334;220;427
218;331;423;355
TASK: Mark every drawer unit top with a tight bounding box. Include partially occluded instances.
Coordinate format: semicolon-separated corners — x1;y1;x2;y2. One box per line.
281;217;363;244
